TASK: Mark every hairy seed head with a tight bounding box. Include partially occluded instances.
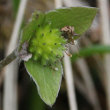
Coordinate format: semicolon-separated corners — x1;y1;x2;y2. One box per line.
29;24;67;65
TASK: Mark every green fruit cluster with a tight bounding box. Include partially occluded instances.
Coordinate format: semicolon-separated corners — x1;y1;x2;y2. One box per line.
29;24;67;65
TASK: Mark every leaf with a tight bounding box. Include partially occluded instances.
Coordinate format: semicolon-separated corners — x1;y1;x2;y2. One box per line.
20;12;45;46
20;7;98;106
71;45;110;62
25;59;63;106
45;7;98;38
12;0;20;15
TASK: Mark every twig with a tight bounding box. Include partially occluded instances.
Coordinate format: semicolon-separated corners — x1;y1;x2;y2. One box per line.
0;50;17;71
97;0;110;110
63;0;88;7
76;58;101;110
63;53;78;110
54;0;63;8
3;0;28;110
80;36;106;88
74;74;95;105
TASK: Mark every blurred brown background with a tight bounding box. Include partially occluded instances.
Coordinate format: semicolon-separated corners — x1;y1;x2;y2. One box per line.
0;0;110;110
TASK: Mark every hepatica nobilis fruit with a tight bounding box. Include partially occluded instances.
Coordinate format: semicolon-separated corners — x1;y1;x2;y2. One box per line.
19;7;97;106
29;24;67;65
20;12;67;65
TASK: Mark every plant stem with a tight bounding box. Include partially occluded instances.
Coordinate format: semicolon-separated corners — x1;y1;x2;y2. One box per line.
0;50;17;71
3;0;28;110
63;52;78;110
98;0;110;110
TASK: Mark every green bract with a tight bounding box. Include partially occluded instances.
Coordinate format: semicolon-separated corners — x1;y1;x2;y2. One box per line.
29;24;66;65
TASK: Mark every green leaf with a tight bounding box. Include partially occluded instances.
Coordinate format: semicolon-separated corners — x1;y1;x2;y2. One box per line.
71;45;110;62
20;12;45;46
25;59;63;106
12;0;20;16
45;7;98;38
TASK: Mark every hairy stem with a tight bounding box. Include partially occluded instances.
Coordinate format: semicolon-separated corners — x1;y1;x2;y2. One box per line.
0;50;17;71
